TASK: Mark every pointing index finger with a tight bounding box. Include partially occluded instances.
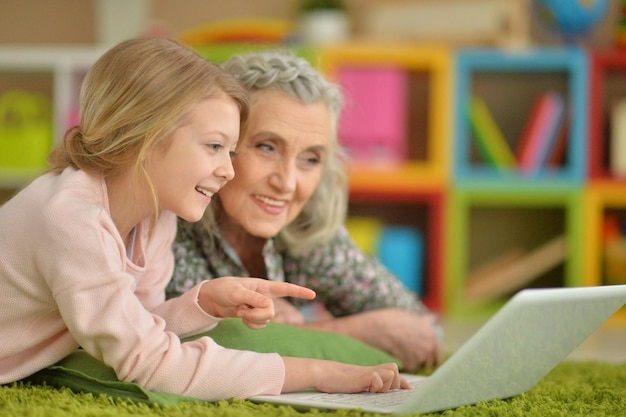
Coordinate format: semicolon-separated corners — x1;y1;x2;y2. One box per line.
261;281;316;301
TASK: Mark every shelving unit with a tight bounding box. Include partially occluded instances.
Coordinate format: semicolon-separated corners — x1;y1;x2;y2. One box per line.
447;186;583;319
453;47;588;187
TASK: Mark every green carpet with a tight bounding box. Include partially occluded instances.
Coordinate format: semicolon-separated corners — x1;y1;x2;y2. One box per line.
2;361;625;416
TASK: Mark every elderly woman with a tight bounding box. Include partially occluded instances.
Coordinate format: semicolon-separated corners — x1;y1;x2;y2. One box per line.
167;50;442;371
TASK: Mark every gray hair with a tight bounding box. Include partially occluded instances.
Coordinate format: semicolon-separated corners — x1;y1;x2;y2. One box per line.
202;50;348;255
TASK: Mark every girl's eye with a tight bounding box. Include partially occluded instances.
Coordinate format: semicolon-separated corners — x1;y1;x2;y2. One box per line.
229;150;238;159
207;143;223;152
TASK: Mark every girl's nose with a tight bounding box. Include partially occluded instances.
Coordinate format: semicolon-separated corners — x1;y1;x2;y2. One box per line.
215;154;235;182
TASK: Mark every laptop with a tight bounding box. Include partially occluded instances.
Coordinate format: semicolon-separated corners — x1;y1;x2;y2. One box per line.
250;284;626;415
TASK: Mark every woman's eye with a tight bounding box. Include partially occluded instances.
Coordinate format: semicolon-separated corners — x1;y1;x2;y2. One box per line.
229;150;238;159
300;153;322;167
207;143;223;152
256;143;274;152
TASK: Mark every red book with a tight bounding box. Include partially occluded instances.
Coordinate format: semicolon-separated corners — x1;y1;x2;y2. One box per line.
547;115;569;169
516;92;564;175
535;93;565;169
516;94;551;172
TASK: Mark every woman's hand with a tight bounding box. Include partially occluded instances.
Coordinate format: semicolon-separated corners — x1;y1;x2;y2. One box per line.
272;298;305;325
282;358;410;394
368;310;442;371
197;277;315;329
301;308;443;371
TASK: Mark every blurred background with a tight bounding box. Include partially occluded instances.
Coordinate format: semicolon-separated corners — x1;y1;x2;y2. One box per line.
0;0;619;47
1;1;626;357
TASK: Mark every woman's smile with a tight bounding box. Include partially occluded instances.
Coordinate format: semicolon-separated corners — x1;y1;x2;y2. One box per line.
253;194;288;215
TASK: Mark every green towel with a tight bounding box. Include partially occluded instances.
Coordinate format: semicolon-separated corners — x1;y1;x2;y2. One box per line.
24;349;199;405
21;319;402;405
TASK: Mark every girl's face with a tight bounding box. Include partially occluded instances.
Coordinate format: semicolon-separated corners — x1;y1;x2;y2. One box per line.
148;95;240;222
218;89;331;239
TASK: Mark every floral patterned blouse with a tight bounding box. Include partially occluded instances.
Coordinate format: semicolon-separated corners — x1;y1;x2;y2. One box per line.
168;220;431;318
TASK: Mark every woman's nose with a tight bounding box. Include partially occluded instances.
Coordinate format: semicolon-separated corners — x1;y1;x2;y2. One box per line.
269;160;296;192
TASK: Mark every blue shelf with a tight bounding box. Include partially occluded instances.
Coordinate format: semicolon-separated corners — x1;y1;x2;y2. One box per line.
453;47;588;187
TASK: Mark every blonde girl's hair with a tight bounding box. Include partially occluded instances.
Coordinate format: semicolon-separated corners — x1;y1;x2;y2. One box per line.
200;50;348;256
48;37;249;220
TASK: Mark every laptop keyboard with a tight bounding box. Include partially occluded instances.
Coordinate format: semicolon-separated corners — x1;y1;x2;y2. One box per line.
306;379;424;408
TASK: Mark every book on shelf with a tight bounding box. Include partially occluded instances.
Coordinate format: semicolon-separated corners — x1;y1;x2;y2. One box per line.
468;95;516;170
610;97;626;178
547;114;569;169
377;225;424;295
464;234;567;303
337;68;408;163
516;91;566;176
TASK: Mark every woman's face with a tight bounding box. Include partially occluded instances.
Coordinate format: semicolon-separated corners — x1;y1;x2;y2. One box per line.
219;89;331;239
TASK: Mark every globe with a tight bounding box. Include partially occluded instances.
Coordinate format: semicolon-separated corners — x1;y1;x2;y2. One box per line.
533;0;609;41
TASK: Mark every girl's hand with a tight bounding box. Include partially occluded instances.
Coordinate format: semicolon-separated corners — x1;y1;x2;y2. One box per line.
282;358;411;394
198;277;315;329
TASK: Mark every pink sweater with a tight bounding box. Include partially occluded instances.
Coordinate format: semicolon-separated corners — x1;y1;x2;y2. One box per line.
0;167;284;400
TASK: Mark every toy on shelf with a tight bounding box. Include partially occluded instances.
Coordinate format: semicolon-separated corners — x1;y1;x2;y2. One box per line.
0;90;52;180
345;217;424;295
296;0;350;45
532;0;608;44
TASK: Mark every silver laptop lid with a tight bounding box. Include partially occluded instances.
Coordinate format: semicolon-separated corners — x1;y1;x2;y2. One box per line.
397;285;626;414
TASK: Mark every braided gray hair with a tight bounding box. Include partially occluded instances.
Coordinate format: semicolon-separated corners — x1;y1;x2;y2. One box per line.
221;51;344;135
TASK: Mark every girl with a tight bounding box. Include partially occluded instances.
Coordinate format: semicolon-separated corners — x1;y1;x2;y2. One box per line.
0;37;407;401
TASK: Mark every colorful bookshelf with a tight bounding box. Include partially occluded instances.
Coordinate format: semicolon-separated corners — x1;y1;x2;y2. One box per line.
447;185;583;319
453;47;588;187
